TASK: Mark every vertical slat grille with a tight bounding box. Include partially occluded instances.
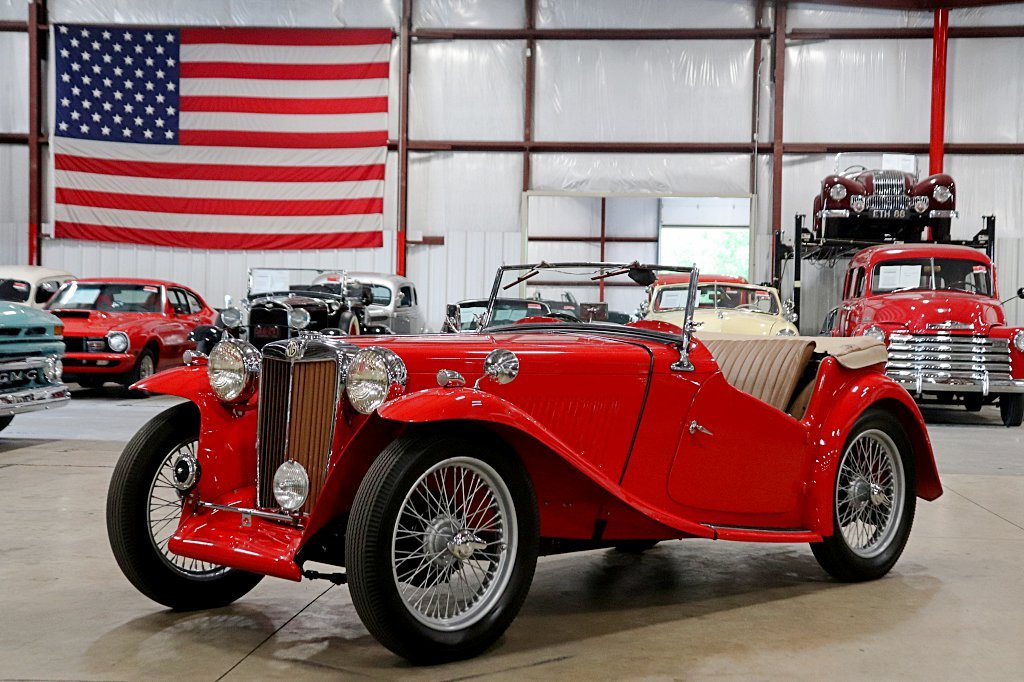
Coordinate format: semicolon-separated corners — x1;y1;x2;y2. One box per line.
256;357;338;511
868;170;911;211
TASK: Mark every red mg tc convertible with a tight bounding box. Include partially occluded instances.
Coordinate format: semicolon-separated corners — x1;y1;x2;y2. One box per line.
106;262;941;664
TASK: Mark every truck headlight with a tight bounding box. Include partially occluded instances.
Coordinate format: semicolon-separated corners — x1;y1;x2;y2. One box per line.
850;195;866;213
829;184;847;201
219;306;243;329
862;325;886;343
208;339;260;403
345;347;407;414
933;185;953;203
43;356;63;383
106;331;130;353
1013;330;1024;353
288;308;311;329
913;195;929;214
273;461;309;511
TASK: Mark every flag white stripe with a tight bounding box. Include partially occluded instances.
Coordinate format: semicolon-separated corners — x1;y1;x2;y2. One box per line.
180;77;389;99
180;111;386;134
54;204;381;234
180;43;391;65
53;137;386;167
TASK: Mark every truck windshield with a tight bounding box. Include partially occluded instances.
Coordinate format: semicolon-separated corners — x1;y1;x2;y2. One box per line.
871;258;993;296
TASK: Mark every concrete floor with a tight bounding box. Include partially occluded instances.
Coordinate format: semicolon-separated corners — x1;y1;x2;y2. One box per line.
2;389;1023;681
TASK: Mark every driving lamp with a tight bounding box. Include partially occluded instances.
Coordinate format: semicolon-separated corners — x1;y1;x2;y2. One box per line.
829;184;847;202
106;331;130;353
862;325;886;344
933;185;953;203
219;306;243;329
1013;330;1024;353
913;196;930;214
850;195;866;213
207;339;260;403
345;347;407;414
273;460;309;511
288;308;311;329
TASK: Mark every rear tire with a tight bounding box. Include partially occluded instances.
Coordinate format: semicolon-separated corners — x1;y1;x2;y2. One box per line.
106;403;263;610
810;409;916;582
346;435;538;664
1000;395;1023;427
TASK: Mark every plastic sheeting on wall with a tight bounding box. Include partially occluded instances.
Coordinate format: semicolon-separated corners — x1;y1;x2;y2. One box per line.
531;153;752;196
528;195;601;237
407;152;523;234
535;40;754;143
784;40;931;144
948;39;1024;144
536;0;756;29
0;145;29;265
788;3;930;30
0;34;28;133
410;40;524;140
413;0;524;29
0;0;24;21
49;0;377;27
951;6;1024;26
943;155;1024;240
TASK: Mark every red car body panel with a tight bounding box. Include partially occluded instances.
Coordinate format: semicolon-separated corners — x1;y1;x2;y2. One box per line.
48;278;217;380
136;327;940;582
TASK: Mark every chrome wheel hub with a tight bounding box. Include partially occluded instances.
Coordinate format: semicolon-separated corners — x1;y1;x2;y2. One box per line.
836;429;905;559
447;530;487;561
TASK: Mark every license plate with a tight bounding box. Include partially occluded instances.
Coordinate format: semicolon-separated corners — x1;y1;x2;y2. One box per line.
871;209;906;219
254;325;280;339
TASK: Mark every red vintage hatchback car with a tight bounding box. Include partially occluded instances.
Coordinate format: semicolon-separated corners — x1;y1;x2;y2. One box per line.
106;262;941;664
826;244;1024;426
46;278;217;388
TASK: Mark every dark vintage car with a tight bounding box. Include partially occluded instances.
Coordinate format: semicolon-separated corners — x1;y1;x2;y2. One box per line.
441;297;553;332
107;261;942;664
813;153;957;243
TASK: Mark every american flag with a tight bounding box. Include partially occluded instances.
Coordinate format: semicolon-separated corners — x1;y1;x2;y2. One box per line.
52;25;390;250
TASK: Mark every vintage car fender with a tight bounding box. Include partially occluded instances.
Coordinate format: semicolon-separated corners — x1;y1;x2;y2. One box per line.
803;368;942;536
377;387;715;539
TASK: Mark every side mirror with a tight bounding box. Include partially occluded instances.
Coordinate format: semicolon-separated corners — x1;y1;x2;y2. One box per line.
477;349;519;387
1018;287;1024;300
445;303;461;331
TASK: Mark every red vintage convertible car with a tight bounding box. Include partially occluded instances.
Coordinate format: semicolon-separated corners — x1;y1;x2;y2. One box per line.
106;262;941;664
46;278;217;388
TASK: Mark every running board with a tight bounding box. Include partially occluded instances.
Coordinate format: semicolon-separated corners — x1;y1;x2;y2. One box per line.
707;525;822;543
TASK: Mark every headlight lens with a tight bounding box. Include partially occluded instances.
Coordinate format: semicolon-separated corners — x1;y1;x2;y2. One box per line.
288;308;311;329
219;306;243;328
829;184;847;201
1013;330;1024;353
43;356;62;382
862;325;886;343
913;195;930;214
106;331;129;353
776;328;797;336
850;195;866;213
207;339;260;403
933;185;953;203
273;461;309;511
345;347;407;414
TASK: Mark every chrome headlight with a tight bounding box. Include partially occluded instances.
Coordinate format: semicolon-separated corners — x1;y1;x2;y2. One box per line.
219;306;243;329
776;328;797;336
288;308;311;329
43;356;63;383
273;460;309;511
933;185;953;203
1013;330;1024;353
850;195;866;213
913;195;929;214
207;339;260;403
106;331;129;353
862;325;886;343
345;347;407;414
829;184;847;201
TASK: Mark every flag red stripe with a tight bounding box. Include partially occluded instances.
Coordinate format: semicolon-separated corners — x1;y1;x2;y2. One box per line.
55;221;384;250
181;28;393;47
180;95;388;115
179;130;388;148
56;188;383;217
55;153;386;183
181;61;390;80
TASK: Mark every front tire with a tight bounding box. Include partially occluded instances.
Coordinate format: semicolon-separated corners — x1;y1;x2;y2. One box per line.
106;403;263;610
1001;395;1023;427
811;409;916;582
346;435;539;664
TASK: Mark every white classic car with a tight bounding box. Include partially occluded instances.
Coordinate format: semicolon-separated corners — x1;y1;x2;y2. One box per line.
643;274;799;336
0;266;76;309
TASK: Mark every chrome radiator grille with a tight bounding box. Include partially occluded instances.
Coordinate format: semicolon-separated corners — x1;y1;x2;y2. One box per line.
868;170;910;211
256;357;340;511
887;333;1013;385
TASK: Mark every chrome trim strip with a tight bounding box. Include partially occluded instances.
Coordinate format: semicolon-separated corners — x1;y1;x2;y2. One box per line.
819;209;850;218
0;357;50;371
0;385;71;416
196;501;302;525
929;210;958;218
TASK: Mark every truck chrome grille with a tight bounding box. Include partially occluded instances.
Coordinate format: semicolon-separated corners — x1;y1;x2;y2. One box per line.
256;356;339;511
887;333;1012;384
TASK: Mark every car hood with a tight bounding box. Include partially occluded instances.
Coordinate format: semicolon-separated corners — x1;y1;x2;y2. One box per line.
0;302;62;329
48;309;157;336
861;291;1005;334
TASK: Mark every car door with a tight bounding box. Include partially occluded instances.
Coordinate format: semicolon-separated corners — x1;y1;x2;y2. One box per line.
667;372;810;528
163;288;197;359
837;266;865;336
392;285;415;334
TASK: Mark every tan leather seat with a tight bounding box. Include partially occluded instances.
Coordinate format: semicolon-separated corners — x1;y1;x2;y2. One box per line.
701;337;816;413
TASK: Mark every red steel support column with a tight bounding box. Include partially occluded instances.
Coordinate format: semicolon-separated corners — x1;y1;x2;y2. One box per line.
396;0;412;276
929;8;949;175
27;0;42;265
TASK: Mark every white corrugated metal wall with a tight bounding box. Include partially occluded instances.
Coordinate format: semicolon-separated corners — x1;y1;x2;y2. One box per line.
1;0;1024;330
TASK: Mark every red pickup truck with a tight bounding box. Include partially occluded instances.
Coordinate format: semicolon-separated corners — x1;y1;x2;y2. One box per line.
826;243;1024;426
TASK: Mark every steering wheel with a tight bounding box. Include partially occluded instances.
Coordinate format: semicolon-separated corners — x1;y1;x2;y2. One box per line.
841;164;867;175
547;311;581;323
945;280;978;293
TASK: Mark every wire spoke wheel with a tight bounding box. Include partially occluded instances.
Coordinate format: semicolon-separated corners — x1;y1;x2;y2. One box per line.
146;438;228;579
391;457;516;631
835;429;904;559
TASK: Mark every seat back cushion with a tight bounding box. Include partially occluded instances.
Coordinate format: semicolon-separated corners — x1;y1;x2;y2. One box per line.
701;337;816;412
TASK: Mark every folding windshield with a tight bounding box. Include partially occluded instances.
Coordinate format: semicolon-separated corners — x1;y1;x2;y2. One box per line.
46;282;163;312
871;258;993;296
655;283;779;315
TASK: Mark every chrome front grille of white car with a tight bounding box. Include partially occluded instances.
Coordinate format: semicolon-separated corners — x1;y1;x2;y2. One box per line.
886;333;1013;386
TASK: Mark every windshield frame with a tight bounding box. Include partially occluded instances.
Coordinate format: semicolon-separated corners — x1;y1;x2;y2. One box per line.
655;282;781;316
